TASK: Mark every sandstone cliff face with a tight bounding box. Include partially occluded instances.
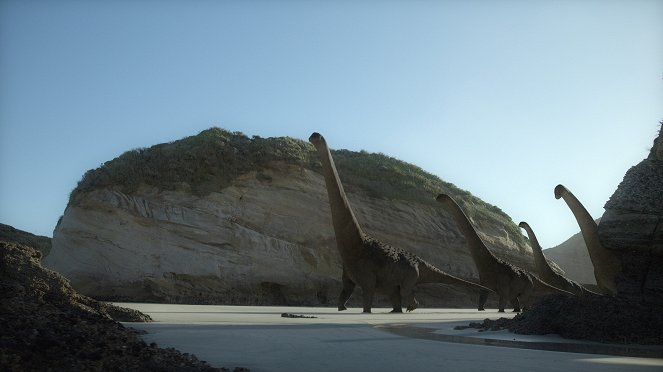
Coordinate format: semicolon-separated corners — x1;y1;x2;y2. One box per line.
542;226;597;285
45;157;533;307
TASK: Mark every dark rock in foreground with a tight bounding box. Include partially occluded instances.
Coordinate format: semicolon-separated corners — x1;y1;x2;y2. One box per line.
599;123;663;300
458;294;663;345
0;223;51;258
281;313;317;318
0;241;246;371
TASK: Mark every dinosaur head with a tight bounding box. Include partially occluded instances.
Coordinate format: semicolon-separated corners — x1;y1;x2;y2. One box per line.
554;184;567;200
308;132;326;148
518;221;529;230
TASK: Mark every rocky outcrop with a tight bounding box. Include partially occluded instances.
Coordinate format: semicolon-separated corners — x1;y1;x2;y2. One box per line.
598;124;663;301
44;129;534;307
0;240;239;371
456;124;663;343
544;125;662;300
600;127;663;251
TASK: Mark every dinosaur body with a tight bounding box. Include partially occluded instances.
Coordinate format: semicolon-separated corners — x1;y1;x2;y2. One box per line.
519;221;598;296
309;132;489;313
436;194;571;312
554;185;621;295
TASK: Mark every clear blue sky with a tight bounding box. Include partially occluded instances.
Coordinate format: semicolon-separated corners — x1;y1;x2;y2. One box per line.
1;0;661;249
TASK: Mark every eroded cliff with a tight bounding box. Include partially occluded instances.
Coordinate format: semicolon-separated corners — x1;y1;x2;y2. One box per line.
45;128;533;307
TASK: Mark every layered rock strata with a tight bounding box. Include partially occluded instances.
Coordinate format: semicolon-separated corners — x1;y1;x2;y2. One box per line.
45;130;533;307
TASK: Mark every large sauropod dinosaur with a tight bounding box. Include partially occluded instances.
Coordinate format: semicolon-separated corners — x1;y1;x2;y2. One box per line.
309;132;490;313
518;221;598;296
554;184;621;295
436;193;572;312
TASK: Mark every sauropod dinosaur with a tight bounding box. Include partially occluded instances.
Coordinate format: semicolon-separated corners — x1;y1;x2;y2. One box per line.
309;132;490;313
554;184;621;295
436;193;573;312
518;221;600;296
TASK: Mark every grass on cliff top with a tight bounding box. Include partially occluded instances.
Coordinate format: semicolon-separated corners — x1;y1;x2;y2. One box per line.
71;127;525;245
0;223;51;257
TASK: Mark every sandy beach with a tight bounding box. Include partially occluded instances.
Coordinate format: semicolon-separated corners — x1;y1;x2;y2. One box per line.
120;304;663;372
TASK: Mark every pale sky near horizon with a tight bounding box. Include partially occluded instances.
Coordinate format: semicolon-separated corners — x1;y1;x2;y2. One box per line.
1;0;661;249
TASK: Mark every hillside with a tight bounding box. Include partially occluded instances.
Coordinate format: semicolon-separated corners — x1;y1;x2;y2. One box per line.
544;221;599;285
0;223;51;257
70;128;526;245
46;128;533;307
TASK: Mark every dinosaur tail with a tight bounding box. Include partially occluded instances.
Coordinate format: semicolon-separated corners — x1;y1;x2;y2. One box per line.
573;282;603;297
418;261;493;293
531;275;574;296
584;288;604;296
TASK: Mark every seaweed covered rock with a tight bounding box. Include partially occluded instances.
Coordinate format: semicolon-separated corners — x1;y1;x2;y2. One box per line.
459;295;663;345
0;241;239;371
599;124;663;301
510;295;663;344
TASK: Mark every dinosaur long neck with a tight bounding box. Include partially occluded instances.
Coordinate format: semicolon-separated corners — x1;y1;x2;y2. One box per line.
440;198;496;270
556;185;621;294
556;187;605;263
314;142;364;255
520;223;554;276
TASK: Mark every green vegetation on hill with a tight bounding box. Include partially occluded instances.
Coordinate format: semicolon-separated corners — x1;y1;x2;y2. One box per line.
330;150;524;245
73;128;315;198
0;223;51;257
71;127;524;245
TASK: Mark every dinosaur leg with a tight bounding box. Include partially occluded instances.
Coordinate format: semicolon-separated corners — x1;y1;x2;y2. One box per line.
337;269;356;311
362;290;375;313
510;297;521;312
406;295;419;312
498;295;507;312
361;277;376;313
477;290;489;311
389;288;403;313
519;285;533;311
400;273;419;312
497;284;512;312
402;287;418;312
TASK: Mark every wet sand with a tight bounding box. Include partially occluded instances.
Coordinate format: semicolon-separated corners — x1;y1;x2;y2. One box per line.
119;304;663;372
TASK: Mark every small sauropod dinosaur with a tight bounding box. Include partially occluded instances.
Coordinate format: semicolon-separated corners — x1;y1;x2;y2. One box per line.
436;193;573;312
519;221;600;296
309;132;491;313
